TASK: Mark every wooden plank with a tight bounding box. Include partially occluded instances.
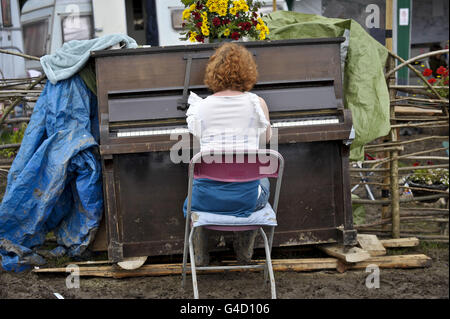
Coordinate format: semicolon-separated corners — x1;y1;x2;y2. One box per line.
319;244;371;263
345;254;431;270
395;106;442;116
357;234;387;256
380;237;420;248
33;254;431;278
33;258;339;278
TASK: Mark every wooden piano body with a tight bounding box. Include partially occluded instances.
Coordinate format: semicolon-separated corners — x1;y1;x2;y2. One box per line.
91;38;356;261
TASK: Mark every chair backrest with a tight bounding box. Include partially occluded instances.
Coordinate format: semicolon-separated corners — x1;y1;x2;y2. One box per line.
190;150;284;183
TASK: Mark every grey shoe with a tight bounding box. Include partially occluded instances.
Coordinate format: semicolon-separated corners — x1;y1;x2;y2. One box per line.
192;227;210;266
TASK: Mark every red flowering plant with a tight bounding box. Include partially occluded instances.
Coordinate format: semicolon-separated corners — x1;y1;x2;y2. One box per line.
180;0;269;43
419;65;449;98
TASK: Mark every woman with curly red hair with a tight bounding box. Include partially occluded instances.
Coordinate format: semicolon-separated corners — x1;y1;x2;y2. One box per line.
183;42;272;266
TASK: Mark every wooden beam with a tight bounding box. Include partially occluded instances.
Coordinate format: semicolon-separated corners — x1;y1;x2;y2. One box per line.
33;254;431;278
357;234;387;256
380;237;420;248
343;254;431;270
318;244;371;263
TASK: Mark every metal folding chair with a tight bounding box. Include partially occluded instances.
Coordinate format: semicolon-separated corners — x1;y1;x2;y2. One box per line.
181;150;284;299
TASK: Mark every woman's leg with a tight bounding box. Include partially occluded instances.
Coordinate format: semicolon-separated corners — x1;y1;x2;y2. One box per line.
254;177;270;211
234;178;271;263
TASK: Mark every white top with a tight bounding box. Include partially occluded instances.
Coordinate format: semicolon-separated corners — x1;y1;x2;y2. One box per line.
186;91;270;152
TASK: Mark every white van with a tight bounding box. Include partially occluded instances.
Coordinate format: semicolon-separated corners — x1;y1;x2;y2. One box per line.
0;0;26;79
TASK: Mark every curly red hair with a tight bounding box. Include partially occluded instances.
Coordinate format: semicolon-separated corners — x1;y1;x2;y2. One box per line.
204;42;258;92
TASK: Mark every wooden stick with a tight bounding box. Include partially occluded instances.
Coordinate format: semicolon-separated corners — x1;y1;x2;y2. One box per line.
390;85;449;90
387;50;449;115
0;48;41;61
0;75;46;126
390;120;449;129
3;117;30;124
385;49;449;79
350;164;449;172
391;97;449;104
364;136;448;149
352;194;448;205
0;143;20;150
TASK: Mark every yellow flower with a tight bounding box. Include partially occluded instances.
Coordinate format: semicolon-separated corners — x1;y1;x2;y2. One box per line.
182;8;190;20
259;31;266;40
218;8;227;16
224;28;231;36
202;26;210;36
189;3;196;10
189;31;198;42
229;6;237;15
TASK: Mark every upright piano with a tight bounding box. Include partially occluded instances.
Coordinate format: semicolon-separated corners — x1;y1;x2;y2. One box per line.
91;38;356;262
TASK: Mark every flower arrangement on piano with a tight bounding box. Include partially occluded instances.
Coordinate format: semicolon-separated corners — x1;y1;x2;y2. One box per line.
180;0;270;43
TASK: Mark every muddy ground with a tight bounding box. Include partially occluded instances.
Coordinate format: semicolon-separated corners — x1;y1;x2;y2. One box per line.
0;242;448;299
0;128;448;299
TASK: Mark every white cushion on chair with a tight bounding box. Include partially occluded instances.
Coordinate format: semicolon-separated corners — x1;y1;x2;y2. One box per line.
191;203;277;228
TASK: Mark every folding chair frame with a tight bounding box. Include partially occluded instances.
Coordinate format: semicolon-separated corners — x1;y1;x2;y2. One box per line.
181;150;284;299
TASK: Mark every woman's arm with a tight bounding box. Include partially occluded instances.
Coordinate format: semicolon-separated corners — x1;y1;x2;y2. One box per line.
258;97;272;143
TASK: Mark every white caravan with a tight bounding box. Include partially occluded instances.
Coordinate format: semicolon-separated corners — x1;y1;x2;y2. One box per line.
0;0;26;79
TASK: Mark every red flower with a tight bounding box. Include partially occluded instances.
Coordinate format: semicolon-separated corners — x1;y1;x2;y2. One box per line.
437;66;447;75
196;22;202;28
428;78;437;84
196;2;203;10
195;34;205;43
444;80;449;85
422;68;433;77
212;17;221;26
231;32;240;40
222;18;231;25
413;162;420;167
192;11;201;20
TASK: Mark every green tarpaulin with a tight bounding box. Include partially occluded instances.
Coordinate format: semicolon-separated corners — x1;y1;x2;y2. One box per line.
264;11;391;161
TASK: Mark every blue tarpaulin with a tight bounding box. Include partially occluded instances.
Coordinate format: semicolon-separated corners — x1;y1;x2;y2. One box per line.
0;75;103;272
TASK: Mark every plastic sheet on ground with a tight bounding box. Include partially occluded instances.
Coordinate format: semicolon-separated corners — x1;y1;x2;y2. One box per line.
0;75;103;272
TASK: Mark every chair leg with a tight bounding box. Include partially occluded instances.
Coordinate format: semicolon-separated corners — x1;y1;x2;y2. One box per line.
259;228;276;299
181;221;191;288
188;227;199;299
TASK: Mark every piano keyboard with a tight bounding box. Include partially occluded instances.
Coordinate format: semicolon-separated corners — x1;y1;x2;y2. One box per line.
116;117;339;137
